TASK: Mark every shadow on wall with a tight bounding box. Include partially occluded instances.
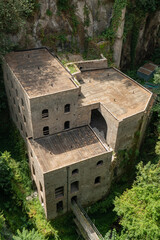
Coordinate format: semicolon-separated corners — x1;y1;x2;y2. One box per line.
90;109;108;139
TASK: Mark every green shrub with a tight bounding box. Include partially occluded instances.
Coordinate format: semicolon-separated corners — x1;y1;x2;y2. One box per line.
13;228;47;240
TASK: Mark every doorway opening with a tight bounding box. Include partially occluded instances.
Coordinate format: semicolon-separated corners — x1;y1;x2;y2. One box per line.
90;109;107;139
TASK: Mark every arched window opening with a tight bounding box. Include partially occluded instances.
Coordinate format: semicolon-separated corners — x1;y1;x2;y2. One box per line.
72;169;79;175
90;109;107;139
43;126;49;135
57;201;63;213
64;104;70;113
97;160;103;166
42;109;49;118
94;176;101;185
71;196;77;204
64;121;70;130
71;181;79;193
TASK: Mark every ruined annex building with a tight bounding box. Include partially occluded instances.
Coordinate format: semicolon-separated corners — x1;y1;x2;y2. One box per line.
3;48;153;220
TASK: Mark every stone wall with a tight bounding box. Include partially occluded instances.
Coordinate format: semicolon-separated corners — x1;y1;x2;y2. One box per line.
27;140;46;215
43;151;112;220
99;104;119;150
2;60;33;139
30;88;80;139
115;112;144;151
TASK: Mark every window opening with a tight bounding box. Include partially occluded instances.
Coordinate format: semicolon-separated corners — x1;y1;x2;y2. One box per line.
64;121;70;130
97;160;103;166
43;126;49;135
21;98;24;106
72;169;79;175
57;201;63;213
23;115;26;123
55;187;64;198
39;181;43;192
71;181;79;193
42;109;49;118
18;105;20;113
32;165;35;175
71;196;77;204
95;176;101;184
64;104;70;113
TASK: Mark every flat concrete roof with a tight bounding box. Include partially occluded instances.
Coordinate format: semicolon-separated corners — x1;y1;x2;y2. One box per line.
29;126;108;173
78;68;152;120
5;48;77;98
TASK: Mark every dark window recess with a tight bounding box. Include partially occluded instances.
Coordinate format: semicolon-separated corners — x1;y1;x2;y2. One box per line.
32;165;35;175
57;201;63;213
71;196;77;204
71;181;79;193
55;187;64;198
25;132;28;138
97;160;103;166
95;176;101;184
64;121;70;130
43;126;49;135
20;123;23;131
30;151;33;157
16;89;18;97
64;104;70;113
72;169;79;175
21;98;24;106
18;105;20;113
42;109;49;118
39;181;43;192
23;115;26;123
41;196;44;203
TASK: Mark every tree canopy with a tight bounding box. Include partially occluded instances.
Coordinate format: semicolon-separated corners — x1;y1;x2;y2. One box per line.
114;161;160;239
0;0;34;55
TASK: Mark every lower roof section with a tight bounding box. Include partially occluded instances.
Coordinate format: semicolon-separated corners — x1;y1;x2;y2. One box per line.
28;126;109;173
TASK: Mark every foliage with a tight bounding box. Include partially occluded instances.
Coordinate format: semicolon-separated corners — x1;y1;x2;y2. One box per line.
56;0;79;34
0;0;34;55
114;161;160;239
0;152;12;193
136;0;160;12
153;67;160;85
46;9;53;17
13;228;47;240
103;0;127;43
104;229;120;240
83;4;90;27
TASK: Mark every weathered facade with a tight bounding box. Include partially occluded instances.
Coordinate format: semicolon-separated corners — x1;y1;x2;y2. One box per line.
3;48;153;219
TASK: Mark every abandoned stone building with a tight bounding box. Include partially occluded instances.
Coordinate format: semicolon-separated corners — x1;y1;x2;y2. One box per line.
3;48;153;220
